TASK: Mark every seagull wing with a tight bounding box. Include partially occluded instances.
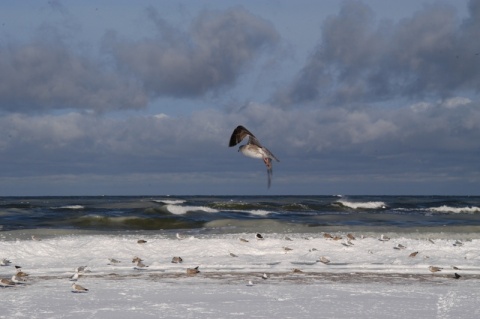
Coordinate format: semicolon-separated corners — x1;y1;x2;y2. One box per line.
80;286;88;291
261;146;279;162
229;125;258;147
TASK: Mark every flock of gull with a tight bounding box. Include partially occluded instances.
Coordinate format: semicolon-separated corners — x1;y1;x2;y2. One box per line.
0;237;203;292
0;231;466;292
0;263;29;288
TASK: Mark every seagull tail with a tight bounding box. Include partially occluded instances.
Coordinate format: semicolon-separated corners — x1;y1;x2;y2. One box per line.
267;167;272;189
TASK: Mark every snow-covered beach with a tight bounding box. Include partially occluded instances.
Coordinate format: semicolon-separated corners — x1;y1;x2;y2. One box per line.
1;231;479;318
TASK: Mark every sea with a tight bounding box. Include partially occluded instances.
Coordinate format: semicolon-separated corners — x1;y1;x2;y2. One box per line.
1;195;480;239
2;195;480;311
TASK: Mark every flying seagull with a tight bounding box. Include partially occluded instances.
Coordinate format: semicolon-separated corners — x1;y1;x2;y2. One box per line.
229;125;279;188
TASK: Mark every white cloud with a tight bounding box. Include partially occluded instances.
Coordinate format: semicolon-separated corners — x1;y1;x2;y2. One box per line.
441;97;472;109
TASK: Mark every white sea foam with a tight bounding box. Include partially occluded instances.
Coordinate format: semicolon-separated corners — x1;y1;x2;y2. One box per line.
247;210;271;216
429;205;480;214
336;200;387;209
165;205;219;215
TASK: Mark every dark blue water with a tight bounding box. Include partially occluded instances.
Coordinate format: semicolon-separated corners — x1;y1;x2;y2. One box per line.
1;196;479;233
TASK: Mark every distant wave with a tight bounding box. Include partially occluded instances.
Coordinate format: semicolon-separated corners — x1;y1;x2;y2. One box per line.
54;205;85;210
428;205;480;214
153;199;186;205
165;204;219;215
335;200;387;210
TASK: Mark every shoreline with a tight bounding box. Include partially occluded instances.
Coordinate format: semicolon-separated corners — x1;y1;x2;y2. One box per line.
8;270;479;287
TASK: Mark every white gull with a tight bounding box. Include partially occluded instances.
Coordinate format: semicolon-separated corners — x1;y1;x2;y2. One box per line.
229;125;279;188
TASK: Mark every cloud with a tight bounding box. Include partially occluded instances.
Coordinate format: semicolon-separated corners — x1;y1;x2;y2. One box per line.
0;6;278;114
275;0;480;107
0;34;148;113
2;95;478;173
103;6;279;98
1;1;479;195
0;93;478;194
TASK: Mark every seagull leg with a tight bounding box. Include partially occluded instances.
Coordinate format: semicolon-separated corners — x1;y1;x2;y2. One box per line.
263;158;272;169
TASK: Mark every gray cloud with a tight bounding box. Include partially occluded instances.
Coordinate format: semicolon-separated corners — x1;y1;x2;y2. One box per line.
0;92;478;195
0;35;148;113
0;6;278;113
1;96;478;178
275;0;480;107
1;1;478;195
103;6;279;98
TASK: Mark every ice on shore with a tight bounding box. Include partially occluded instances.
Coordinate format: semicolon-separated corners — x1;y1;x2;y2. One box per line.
1;232;479;318
1;232;479;277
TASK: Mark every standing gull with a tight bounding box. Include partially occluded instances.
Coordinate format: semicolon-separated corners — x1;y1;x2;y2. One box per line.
229;125;279;188
132;256;143;263
379;234;390;242
429;266;443;273
0;258;11;266
108;258;121;265
70;272;81;282
0;278;15;287
75;266;87;273
71;283;89;293
186;266;200;275
15;268;29;278
134;260;148;270
11;274;27;284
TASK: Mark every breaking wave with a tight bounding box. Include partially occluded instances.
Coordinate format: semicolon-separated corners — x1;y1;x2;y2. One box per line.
428;205;480;214
165;204;219;215
335;200;387;210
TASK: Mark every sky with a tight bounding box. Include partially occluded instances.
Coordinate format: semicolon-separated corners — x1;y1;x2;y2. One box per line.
0;0;479;196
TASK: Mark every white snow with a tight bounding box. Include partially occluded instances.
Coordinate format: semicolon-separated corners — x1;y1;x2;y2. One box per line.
1;231;479;318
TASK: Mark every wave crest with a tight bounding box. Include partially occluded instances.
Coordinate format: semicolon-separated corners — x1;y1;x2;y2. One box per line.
429;205;480;214
165;205;219;215
153;199;186;205
335;200;387;210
